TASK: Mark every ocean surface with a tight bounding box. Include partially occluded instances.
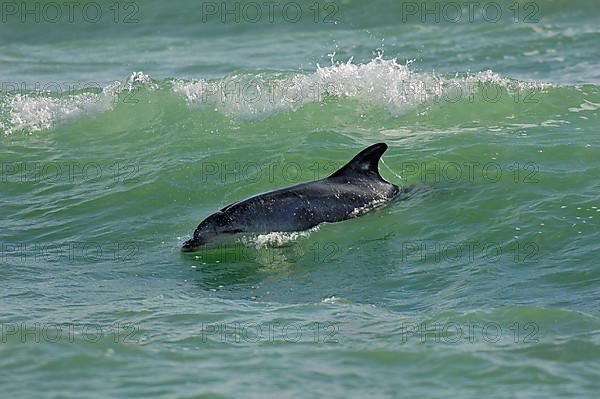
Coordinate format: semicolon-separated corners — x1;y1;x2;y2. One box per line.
1;0;599;397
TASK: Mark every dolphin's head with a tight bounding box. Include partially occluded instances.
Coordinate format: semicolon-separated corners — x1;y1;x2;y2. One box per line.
181;211;242;252
181;236;206;252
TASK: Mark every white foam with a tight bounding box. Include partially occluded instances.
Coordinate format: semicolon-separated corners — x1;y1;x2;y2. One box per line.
172;58;552;118
568;100;600;113
322;295;341;304
0;91;106;134
240;226;319;249
350;197;388;217
171;57;447;116
0;72;154;135
124;71;157;92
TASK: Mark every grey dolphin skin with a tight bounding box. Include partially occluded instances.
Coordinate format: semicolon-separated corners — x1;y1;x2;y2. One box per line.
182;143;400;252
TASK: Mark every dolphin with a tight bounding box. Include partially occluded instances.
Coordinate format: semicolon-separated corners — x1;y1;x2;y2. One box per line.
182;143;402;252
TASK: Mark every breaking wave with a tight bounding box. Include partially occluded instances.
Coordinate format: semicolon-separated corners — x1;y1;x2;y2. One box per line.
0;57;562;135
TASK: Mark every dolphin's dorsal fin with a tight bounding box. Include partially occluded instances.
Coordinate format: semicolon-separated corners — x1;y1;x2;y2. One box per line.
329;143;388;179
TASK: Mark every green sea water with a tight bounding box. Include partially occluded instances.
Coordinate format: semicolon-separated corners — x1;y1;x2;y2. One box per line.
1;0;599;397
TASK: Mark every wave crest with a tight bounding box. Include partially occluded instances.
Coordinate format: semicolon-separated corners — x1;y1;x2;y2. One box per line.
1;59;554;134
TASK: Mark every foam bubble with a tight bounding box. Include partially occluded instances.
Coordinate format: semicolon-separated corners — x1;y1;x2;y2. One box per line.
0;72;155;135
171;58;552;118
171;57;447;116
239;226;319;249
0;91;106;134
350;197;388;217
568;100;600;113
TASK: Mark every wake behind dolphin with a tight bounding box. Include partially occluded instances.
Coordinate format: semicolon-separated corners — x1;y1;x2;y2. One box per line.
182;143;404;252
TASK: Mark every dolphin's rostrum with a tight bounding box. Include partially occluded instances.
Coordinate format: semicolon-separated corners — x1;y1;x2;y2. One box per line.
182;143;400;252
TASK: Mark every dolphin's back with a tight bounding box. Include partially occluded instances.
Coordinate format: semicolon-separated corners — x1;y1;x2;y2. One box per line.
222;180;364;232
221;143;399;233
